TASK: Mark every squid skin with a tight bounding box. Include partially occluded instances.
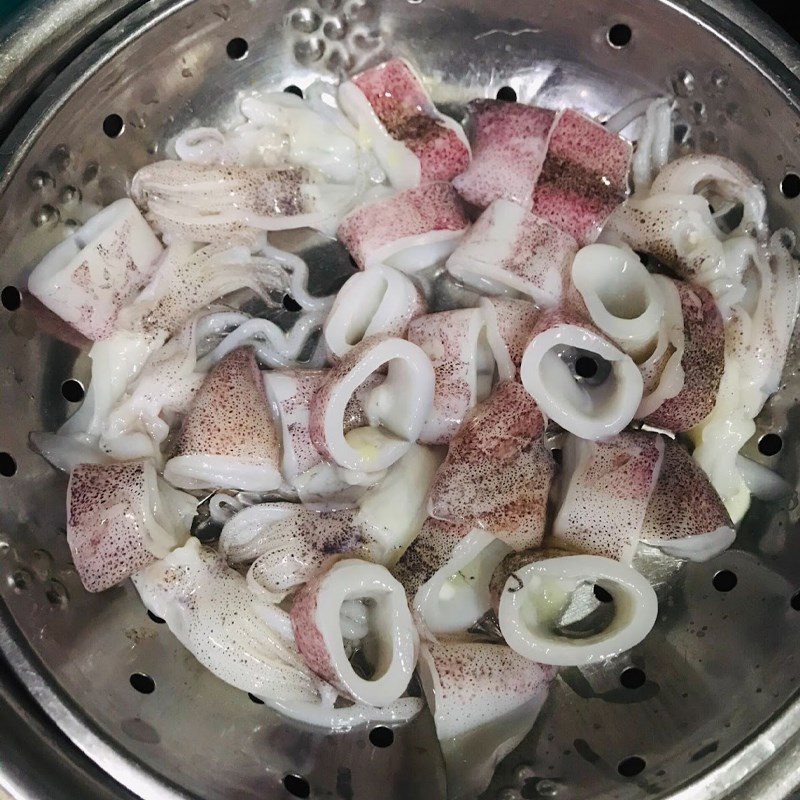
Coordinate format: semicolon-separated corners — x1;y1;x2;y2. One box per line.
407;309;495;445
290;559;419;706
67;460;194;592
553;431;665;563
641;279;724;431
452;100;555;209
164;347;282;492
479;297;539;382
428;381;556;551
532;109;632;246
338;58;471;190
27;199;164;341
337;182;470;273
417;638;556;800
446;198;578;305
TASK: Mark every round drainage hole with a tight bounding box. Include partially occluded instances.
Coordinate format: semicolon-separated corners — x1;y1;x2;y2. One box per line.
758;433;782;456
607;23;632;48
713;570;737;592
103;114;125;139
283;774;310;798
594;584;613;603
369;726;394;747
1;286;21;311
0;453;17;477
283;294;302;312
227;37;249;60
620;667;646;689
248;693;265;704
781;173;800;199
618;755;646;777
129;673;156;694
791;590;800;611
284;84;304;98
496;85;517;102
61;379;85;403
147;610;166;624
575;356;599;379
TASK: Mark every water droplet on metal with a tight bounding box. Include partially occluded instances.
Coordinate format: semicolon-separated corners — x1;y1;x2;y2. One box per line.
290;7;322;32
181;67;194;78
294;38;325;63
513;764;537;784
28;170;53;191
50;144;72;172
536;779;559;797
45;579;69;608
0;541;10;559
323;17;348;40
30;549;53;580
496;790;519;800
82;163;99;184
672;69;695;97
60;186;81;205
9;568;32;592
691;101;706;124
32;205;60;227
709;68;729;91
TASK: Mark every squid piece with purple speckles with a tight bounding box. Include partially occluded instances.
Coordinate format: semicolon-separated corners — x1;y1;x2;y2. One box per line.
164;347;282;492
309;335;435;473
131;161;357;241
445;198;578;305
337;182;470;273
417;638;557;800
428;382;556;551
27;199;163;341
532;109;632;246
338;58;471;190
452;99;555;209
553;431;734;563
290;559;419;707
520;306;644;440
322;265;426;361
67;459;194;592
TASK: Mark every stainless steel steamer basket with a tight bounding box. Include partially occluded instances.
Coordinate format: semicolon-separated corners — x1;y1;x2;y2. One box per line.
2;1;800;798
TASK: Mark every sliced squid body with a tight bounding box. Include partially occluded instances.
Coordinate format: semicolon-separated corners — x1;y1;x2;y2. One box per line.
355;443;444;565
496;554;658;666
27;199;163;341
67;460;194;592
532;109;632;245
519;307;644;440
407;308;497;444
553;432;664;562
428;382;556;550
219;502;365;601
309;335;435;472
323;266;426;360
338;58;470;190
164;347;282;491
453;99;555;209
394;518;511;636
290;559;419;706
131;161;356;241
446;198;578;305
480;297;539;382
337;182;470;273
417;638;556;800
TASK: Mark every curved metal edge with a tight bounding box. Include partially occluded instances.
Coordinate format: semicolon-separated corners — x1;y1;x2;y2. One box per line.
0;0;800;799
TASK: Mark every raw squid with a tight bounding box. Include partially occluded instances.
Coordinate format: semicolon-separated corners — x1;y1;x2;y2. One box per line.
27;199;163;341
338;58;470;190
407;309;496;444
452;99;555;209
131;161;357;241
393;518;511;636
134;538;422;729
532;109;632;245
445;198;578;305
354;443;444;565
263;369;328;483
290;559;419;706
519;307;644;440
338;182;470;273
164;347;282;491
67;460;194;592
553;431;665;562
428;382;556;550
219;503;366;601
495;553;658;665
417;638;556;800
323;265;426;360
630;97;673;192
309;335;435;472
479;297;539;382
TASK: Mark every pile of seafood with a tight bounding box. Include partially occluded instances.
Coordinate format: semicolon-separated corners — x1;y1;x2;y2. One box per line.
25;57;799;798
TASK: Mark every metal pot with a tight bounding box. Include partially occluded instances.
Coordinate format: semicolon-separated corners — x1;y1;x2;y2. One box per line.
2;1;800;798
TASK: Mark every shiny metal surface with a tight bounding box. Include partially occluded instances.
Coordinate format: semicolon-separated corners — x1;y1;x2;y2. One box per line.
2;0;800;798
